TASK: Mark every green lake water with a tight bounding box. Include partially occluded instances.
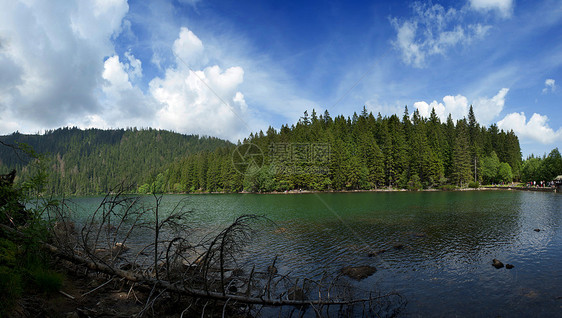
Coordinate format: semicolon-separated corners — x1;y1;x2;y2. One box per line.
67;190;562;317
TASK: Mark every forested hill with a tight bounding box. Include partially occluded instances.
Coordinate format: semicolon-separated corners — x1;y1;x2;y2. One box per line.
0;127;232;195
139;106;522;193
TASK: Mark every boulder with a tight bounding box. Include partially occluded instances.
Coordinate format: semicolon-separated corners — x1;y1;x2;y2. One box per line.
492;259;504;269
341;265;377;280
505;264;514;269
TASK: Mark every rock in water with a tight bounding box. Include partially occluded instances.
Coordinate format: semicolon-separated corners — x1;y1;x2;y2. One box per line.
267;265;278;275
505;264;514;269
393;243;404;250
287;287;306;300
341;266;377;280
492;259;504;269
534;229;541;232
368;248;387;257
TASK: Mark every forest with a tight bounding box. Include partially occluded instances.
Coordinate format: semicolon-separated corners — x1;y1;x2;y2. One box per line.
2;107;560;195
139;106;527;194
0;127;231;195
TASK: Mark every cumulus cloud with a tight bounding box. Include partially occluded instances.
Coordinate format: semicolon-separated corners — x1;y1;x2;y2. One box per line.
413;94;469;122
149;28;250;140
413;88;508;125
98;54;158;127
172;27;205;67
0;0;128;133
390;2;491;68
472;88;509;125
498;112;562;144
0;1;257;140
542;78;556;93
469;0;513;17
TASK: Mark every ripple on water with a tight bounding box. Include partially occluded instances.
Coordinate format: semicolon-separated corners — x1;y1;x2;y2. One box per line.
68;191;562;317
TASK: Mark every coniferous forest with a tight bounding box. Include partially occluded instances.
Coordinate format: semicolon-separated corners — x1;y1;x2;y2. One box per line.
0;127;231;195
139;106;524;194
1;106;560;195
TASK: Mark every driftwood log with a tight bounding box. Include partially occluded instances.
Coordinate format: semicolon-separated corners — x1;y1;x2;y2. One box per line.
0;223;393;308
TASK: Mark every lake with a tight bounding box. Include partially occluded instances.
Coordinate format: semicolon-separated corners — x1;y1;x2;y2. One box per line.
67;190;562;317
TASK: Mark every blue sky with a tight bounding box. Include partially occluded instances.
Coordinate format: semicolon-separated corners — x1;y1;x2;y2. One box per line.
0;0;560;156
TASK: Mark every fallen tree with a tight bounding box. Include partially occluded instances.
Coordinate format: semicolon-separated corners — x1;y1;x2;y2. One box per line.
3;185;405;317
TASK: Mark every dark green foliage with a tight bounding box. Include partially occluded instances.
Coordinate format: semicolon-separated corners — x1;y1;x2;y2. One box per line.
520;148;562;182
140;108;522;193
497;162;514;183
1;127;231;195
0;144;61;317
28;266;63;293
481;151;500;184
468;181;480;188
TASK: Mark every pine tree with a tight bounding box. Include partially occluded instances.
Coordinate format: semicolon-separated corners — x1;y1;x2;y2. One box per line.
452;120;472;186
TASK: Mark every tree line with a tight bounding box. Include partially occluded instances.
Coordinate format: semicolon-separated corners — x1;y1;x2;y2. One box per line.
520;148;562;183
140;106;523;193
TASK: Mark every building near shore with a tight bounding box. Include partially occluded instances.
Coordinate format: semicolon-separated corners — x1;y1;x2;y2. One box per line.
555;175;562;193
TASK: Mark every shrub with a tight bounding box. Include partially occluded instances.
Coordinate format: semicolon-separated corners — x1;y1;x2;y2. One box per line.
468;181;480;188
407;174;423;191
29;267;63;293
0;265;22;317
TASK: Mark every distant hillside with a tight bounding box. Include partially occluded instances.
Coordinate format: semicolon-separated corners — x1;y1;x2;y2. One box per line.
0;127;232;195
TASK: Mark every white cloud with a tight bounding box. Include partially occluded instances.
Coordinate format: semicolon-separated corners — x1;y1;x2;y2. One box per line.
0;0;128;130
99;54;158;127
0;0;302;141
390;2;491;68
149;27;250;140
469;0;513;17
542;78;556;93
413;88;509;125
413;94;468;122
173;27;205;68
472;88;509;125
124;51;142;81
498;112;562;144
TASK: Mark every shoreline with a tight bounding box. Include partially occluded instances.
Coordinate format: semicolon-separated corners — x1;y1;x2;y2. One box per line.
154;185;558;196
56;185;558;198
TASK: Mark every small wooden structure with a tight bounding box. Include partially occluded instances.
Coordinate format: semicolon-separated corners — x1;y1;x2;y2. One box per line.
555;175;562;193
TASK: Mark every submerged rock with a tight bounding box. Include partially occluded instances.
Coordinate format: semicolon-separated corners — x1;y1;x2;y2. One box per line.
274;227;287;234
287;286;306;301
341;265;377;280
267;265;278;275
505;264;514;269
368;249;387;257
492;259;504;269
393;243;405;250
